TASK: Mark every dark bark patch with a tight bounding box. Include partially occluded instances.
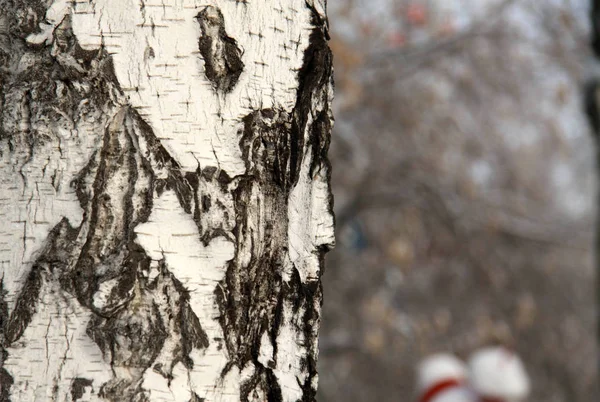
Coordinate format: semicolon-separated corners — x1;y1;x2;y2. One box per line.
174;273;210;367
585;80;600;139
67;109;208;396
71;109;146;314
190;392;206;402
213;8;334;396
3;218;76;344
240;367;283;402
86;295;168;368
128;109;194;214
0;6;118;153
71;378;94;401
240;109;294;191
195;6;244;93
592;0;600;57
2;266;43;345
187;166;236;246
289;5;333;187
0;366;13;402
215;109;294;375
0;278;13;402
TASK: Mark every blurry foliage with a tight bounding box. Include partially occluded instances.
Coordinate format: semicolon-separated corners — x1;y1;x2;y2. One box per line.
319;1;598;401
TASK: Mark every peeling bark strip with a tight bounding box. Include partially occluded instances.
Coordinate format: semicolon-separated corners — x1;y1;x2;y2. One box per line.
0;1;333;401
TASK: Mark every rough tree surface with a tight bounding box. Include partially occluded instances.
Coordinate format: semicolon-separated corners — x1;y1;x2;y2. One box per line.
0;1;334;401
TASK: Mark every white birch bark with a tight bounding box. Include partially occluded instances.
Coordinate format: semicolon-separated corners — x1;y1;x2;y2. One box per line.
0;1;334;401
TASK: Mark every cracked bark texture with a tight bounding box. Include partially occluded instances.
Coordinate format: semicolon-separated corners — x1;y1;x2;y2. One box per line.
0;1;334;401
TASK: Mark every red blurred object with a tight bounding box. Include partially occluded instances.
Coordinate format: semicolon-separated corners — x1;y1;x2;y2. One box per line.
406;3;428;26
438;21;456;37
387;31;407;48
478;398;505;402
360;20;374;36
419;379;465;402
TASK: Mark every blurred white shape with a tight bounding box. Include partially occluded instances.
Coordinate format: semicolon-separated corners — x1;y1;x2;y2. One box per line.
553;161;594;219
468;346;531;401
471;159;493;187
417;354;477;402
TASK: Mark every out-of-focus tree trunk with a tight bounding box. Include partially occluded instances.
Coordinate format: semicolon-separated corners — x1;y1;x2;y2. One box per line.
0;1;334;401
588;0;600;353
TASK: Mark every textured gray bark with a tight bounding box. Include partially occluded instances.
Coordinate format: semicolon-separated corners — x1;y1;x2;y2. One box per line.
0;1;334;401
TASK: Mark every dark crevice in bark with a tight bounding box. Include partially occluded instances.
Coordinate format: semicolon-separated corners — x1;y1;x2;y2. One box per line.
289;4;333;189
186;166;236;247
0;367;12;402
241;109;294;191
2;266;43;344
216;109;291;376
132;111;194;214
71;109;149;315
70;377;94;401
3;218;78;345
266;368;284;402
0;278;13;402
290;269;322;402
299;286;321;402
0;217;78;400
190;392;206;402
592;0;600;58
239;365;283;402
195;6;244;93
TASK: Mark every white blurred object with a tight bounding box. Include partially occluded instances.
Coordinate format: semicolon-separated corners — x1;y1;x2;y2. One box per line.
468;346;531;402
417;354;478;402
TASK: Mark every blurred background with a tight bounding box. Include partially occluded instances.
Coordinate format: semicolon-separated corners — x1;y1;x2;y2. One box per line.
317;0;598;401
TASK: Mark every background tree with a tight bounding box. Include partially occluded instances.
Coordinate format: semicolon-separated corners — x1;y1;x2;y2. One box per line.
587;0;600;357
320;1;597;401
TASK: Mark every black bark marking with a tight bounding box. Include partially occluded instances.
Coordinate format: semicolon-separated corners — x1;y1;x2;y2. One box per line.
71;377;94;401
290;5;333;187
0;11;117;164
592;0;600;58
3;218;78;344
0;366;12;402
70;108;152;317
2;267;43;345
195;6;244;93
190;392;206;402
206;4;333;399
585;80;600;140
68;109;207;399
215;108;292;373
0;278;13;402
240;109;294;191
202;194;211;212
0;218;78;399
239;366;283;402
186;166;236;246
131;111;194;214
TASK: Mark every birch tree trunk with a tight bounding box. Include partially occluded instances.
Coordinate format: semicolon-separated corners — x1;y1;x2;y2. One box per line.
0;1;334;401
